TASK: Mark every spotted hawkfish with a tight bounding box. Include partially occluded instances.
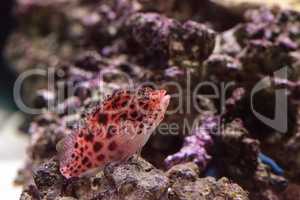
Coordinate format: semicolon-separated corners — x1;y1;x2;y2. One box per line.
57;88;170;178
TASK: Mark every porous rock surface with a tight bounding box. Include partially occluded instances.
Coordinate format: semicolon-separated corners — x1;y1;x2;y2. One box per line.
20;157;249;200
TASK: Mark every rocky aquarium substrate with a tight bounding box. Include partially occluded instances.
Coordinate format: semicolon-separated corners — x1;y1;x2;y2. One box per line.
7;0;300;199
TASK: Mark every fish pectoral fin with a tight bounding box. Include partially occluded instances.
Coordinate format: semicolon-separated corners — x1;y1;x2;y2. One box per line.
79;167;104;178
136;148;142;157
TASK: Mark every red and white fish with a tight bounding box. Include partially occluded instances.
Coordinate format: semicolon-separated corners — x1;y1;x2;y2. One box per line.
57;88;170;178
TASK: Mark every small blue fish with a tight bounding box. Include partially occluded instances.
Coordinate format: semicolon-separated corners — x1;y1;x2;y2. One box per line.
258;153;284;176
204;164;219;178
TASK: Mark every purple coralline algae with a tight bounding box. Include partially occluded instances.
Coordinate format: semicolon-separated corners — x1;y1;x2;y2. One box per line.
164;117;217;171
126;12;216;67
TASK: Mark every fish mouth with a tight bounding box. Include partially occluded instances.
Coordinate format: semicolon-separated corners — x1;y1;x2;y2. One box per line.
161;93;170;108
159;89;167;96
149;89;170;109
157;89;170;106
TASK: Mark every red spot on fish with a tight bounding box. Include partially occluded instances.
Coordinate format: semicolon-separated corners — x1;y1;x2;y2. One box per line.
108;141;117;151
93;142;103;152
98;113;108;125
97;154;105;162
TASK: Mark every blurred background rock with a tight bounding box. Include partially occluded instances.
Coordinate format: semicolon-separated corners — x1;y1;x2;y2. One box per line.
0;0;27;199
2;0;300;199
